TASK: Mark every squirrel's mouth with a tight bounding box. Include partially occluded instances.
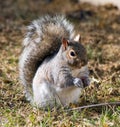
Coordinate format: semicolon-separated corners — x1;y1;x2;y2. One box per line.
80;76;90;88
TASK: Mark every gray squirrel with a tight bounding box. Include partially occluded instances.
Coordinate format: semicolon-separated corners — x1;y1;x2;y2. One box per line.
19;15;90;108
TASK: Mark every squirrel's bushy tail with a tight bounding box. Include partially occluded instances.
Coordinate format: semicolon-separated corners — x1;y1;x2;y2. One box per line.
19;15;75;101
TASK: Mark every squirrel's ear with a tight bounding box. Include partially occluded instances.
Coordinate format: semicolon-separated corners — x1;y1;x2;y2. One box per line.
62;38;68;50
74;34;81;42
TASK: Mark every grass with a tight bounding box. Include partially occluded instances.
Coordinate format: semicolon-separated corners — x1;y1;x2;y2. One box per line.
0;0;120;127
1;104;120;127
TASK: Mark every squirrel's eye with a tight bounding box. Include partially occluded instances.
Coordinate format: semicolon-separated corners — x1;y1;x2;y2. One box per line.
70;50;76;57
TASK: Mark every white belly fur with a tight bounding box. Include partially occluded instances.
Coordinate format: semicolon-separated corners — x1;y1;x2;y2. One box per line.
57;87;82;105
32;81;82;108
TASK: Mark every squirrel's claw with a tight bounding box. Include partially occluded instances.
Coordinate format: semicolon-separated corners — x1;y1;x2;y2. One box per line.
73;78;83;88
81;76;90;87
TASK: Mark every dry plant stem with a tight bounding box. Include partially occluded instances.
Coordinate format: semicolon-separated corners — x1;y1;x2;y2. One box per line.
65;102;120;111
91;66;102;81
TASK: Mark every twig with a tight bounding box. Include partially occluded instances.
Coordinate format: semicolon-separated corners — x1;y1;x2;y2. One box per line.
65;102;120;111
91;65;102;81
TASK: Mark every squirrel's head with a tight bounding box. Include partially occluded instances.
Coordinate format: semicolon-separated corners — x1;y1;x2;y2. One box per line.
61;35;88;69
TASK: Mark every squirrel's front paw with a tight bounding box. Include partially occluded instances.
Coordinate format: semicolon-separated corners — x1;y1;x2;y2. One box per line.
73;78;83;88
81;76;90;87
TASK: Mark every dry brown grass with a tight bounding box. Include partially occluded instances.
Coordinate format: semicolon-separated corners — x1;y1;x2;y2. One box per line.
0;0;120;126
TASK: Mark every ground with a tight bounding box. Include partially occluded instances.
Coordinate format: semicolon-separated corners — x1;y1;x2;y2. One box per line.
0;0;120;127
